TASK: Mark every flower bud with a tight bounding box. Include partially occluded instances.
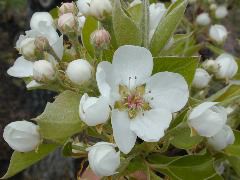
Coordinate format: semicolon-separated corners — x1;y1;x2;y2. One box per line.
30;12;54;30
215;53;238;80
58;13;77;33
33;60;55;82
208;125;235;151
196;13;211;26
209;24;228;43
188;102;227;137
90;29;111;50
79;94;110;126
87;142;120;177
59;2;77;15
202;59;219;73
19;38;36;60
215;5;228;19
3;121;41;152
192;68;211;89
89;0;112;20
34;36;50;52
66;59;92;85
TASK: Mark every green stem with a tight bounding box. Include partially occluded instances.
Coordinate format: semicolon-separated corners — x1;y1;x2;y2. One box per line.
142;0;150;48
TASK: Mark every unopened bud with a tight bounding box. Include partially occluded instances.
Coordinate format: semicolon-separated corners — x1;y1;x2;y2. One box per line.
196;13;211;26
215;5;228;19
209;24;228;44
34;36;50;52
59;2;77;15
19;38;36;60
192;68;211;89
58;13;77;33
66;59;93;85
33;60;55;82
90;29;111;50
202;59;219;73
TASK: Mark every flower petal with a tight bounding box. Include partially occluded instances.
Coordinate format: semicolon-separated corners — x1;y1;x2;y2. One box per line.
130;108;172;142
111;110;137;154
52;35;64;59
145;72;189;113
7;56;33;78
26;80;43;89
112;45;153;89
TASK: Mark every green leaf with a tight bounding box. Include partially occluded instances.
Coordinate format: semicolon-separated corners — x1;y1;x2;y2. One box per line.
1;144;58;179
127;3;143;25
150;0;187;56
36;91;85;142
153;56;199;85
49;8;58;19
112;0;142;46
81;17;98;58
227;156;240;177
148;154;218;180
224;130;240;157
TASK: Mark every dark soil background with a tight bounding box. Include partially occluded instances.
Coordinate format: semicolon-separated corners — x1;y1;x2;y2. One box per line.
0;0;239;179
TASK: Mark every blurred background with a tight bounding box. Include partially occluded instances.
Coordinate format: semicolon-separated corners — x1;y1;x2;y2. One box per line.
0;0;239;179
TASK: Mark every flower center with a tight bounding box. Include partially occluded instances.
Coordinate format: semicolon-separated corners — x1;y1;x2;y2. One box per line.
114;84;151;119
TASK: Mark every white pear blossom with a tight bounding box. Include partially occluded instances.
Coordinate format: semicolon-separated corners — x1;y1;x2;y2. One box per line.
149;3;167;39
3;121;41;152
188;102;227;137
192;68;211;89
215;53;238;80
196;13;211;26
96;45;189;154
209;24;228;43
79;94;110;126
30;12;54;30
208;125;235;151
77;0;112;20
66;59;92;85
87;142;120;177
215;5;228;19
33;60;55;82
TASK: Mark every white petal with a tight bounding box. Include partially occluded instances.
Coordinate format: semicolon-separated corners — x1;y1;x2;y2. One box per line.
30;12;54;30
130;108;172;142
26;80;43;89
111;110;137;154
79;94;110;126
189;102;218;120
112;45;153;89
145;72;189;113
208;125;235;151
52;35;64;59
7;56;33;78
96;61;113;98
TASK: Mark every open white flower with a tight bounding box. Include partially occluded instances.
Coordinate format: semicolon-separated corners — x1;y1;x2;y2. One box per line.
209;24;228;43
215;53;238;80
208;125;235;151
79;94;110;126
96;45;189;154
188;102;227;137
3;120;41;152
87;142;120;177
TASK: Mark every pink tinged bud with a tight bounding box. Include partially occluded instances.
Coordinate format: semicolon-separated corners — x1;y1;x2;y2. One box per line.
33;60;55;82
59;2;77;15
90;29;111;50
58;13;76;32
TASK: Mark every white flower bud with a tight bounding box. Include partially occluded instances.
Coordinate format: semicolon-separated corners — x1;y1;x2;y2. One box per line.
19;38;36;60
192;68;211;89
33;60;55;82
66;59;92;85
208;125;235;151
30;12;54;30
215;5;228;19
77;0;91;15
59;2;77;15
196;13;211;26
58;13;77;33
89;0;112;20
90;29;111;50
188;102;227;137
79;94;110;126
209;24;228;43
202;59;219;73
87;142;120;177
3;121;41;152
215;53;238;80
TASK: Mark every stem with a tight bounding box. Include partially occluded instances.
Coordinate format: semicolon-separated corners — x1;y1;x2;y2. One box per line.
142;0;150;48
